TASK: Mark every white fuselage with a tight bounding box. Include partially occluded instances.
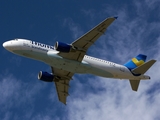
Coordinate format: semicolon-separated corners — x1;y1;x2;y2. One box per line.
3;39;150;80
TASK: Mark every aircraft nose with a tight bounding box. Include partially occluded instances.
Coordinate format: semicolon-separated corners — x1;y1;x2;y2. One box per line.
3;42;8;48
3;41;13;51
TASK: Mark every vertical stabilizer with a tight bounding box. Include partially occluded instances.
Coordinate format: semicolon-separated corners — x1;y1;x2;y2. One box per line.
124;54;147;70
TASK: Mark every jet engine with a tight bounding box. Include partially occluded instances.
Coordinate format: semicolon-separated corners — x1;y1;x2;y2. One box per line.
38;71;54;82
54;41;72;53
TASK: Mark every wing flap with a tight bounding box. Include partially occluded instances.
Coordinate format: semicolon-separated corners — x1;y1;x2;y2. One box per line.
58;51;85;62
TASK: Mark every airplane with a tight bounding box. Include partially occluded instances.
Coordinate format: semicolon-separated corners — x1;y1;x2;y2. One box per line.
3;17;156;104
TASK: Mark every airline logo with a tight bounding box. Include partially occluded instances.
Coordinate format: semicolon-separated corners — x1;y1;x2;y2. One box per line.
124;54;147;70
31;41;54;52
132;58;144;67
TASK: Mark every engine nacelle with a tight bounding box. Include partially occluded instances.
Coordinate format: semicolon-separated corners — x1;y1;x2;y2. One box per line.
38;71;54;82
54;41;72;53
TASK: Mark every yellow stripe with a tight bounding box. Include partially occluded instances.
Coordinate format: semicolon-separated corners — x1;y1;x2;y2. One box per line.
132;58;144;66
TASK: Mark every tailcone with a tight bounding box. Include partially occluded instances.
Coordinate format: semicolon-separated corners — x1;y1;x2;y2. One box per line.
141;75;150;80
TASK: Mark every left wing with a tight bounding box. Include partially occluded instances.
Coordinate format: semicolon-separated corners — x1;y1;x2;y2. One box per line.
51;17;117;104
58;17;117;62
51;67;74;104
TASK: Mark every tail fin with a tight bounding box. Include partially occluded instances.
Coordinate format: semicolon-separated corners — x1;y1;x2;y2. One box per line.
129;59;156;91
124;54;156;91
124;54;147;70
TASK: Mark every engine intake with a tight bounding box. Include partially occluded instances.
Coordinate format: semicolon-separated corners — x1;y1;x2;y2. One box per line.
38;71;54;82
54;41;72;53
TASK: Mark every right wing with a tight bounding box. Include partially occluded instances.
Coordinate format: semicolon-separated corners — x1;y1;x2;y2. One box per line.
58;17;117;62
51;67;74;104
71;17;117;51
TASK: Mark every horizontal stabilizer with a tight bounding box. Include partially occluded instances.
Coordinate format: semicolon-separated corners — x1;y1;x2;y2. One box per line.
129;80;140;91
132;60;156;74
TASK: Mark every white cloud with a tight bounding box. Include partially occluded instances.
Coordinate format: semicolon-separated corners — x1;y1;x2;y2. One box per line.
31;114;59;120
0;75;20;106
145;0;160;9
65;1;160;120
63;18;84;40
0;74;49;120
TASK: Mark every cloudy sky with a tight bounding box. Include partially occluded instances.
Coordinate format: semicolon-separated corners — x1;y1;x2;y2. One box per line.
1;0;160;120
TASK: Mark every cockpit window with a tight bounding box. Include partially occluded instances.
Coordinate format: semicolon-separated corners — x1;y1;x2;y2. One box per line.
14;39;18;41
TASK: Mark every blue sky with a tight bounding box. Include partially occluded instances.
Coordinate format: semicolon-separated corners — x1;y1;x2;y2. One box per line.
1;0;160;120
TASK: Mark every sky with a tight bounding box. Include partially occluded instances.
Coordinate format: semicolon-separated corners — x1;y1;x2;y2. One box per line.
0;0;160;120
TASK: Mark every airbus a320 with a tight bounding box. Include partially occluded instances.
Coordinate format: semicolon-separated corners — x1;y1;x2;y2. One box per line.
3;17;156;104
